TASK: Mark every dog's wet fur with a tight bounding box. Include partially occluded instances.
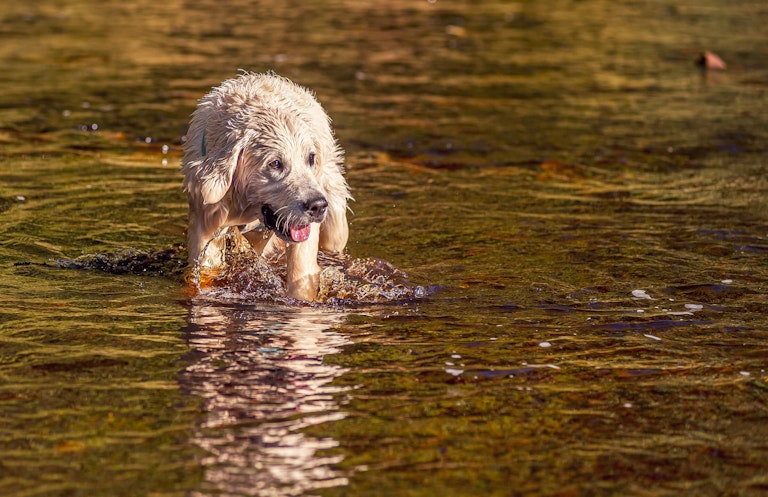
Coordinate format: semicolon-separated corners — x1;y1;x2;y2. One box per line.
181;72;351;300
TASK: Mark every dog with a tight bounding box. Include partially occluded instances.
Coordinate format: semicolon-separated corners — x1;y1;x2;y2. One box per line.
181;72;350;301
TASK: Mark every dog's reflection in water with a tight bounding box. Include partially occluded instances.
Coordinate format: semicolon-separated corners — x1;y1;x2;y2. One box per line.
179;300;351;496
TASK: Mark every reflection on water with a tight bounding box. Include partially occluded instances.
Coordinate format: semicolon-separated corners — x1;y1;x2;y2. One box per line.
180;300;350;496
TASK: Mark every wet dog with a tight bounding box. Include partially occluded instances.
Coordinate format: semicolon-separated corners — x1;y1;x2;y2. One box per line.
181;72;350;300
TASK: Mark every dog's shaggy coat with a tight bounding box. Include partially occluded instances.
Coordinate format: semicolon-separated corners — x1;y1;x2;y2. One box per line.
181;72;350;300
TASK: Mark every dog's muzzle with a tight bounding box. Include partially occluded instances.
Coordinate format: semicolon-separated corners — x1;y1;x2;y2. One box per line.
261;196;328;243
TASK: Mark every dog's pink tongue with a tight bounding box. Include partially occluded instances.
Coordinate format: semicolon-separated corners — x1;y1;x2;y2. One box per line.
290;224;311;242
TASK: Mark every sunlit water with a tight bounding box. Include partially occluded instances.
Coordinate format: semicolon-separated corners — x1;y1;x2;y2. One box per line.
2;1;768;496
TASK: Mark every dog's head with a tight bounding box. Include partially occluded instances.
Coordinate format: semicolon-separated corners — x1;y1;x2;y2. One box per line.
234;106;339;243
182;73;348;243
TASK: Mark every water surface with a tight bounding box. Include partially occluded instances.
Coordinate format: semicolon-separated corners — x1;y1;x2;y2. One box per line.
1;1;768;496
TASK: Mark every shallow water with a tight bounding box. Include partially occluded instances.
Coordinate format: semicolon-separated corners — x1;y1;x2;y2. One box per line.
2;1;768;496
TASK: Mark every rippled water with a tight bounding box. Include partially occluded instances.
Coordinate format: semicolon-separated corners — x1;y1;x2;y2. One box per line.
2;1;768;496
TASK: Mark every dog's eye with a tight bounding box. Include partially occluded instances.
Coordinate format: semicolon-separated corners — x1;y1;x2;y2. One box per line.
268;159;283;170
308;153;316;167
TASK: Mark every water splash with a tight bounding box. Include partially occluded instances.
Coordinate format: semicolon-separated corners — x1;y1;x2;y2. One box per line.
192;231;426;305
54;244;187;277
53;231;425;305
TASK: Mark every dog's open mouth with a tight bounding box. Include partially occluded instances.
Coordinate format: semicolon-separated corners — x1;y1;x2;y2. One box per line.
261;205;311;242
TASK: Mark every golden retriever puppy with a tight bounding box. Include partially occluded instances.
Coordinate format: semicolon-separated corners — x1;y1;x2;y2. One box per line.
181;72;350;300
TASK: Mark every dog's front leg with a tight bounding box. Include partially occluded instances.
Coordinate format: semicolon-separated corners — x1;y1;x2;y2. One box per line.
285;222;322;300
188;202;228;267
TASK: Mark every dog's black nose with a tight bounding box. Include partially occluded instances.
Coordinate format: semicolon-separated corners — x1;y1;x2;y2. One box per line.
304;196;328;220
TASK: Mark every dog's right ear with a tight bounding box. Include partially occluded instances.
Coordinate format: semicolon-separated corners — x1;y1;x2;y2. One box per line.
197;134;246;205
183;105;248;205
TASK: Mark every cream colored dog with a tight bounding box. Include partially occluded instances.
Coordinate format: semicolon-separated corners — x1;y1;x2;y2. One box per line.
181;72;350;300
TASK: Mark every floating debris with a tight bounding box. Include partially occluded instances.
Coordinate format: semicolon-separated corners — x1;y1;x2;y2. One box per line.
631;289;653;299
697;51;726;70
445;25;467;37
